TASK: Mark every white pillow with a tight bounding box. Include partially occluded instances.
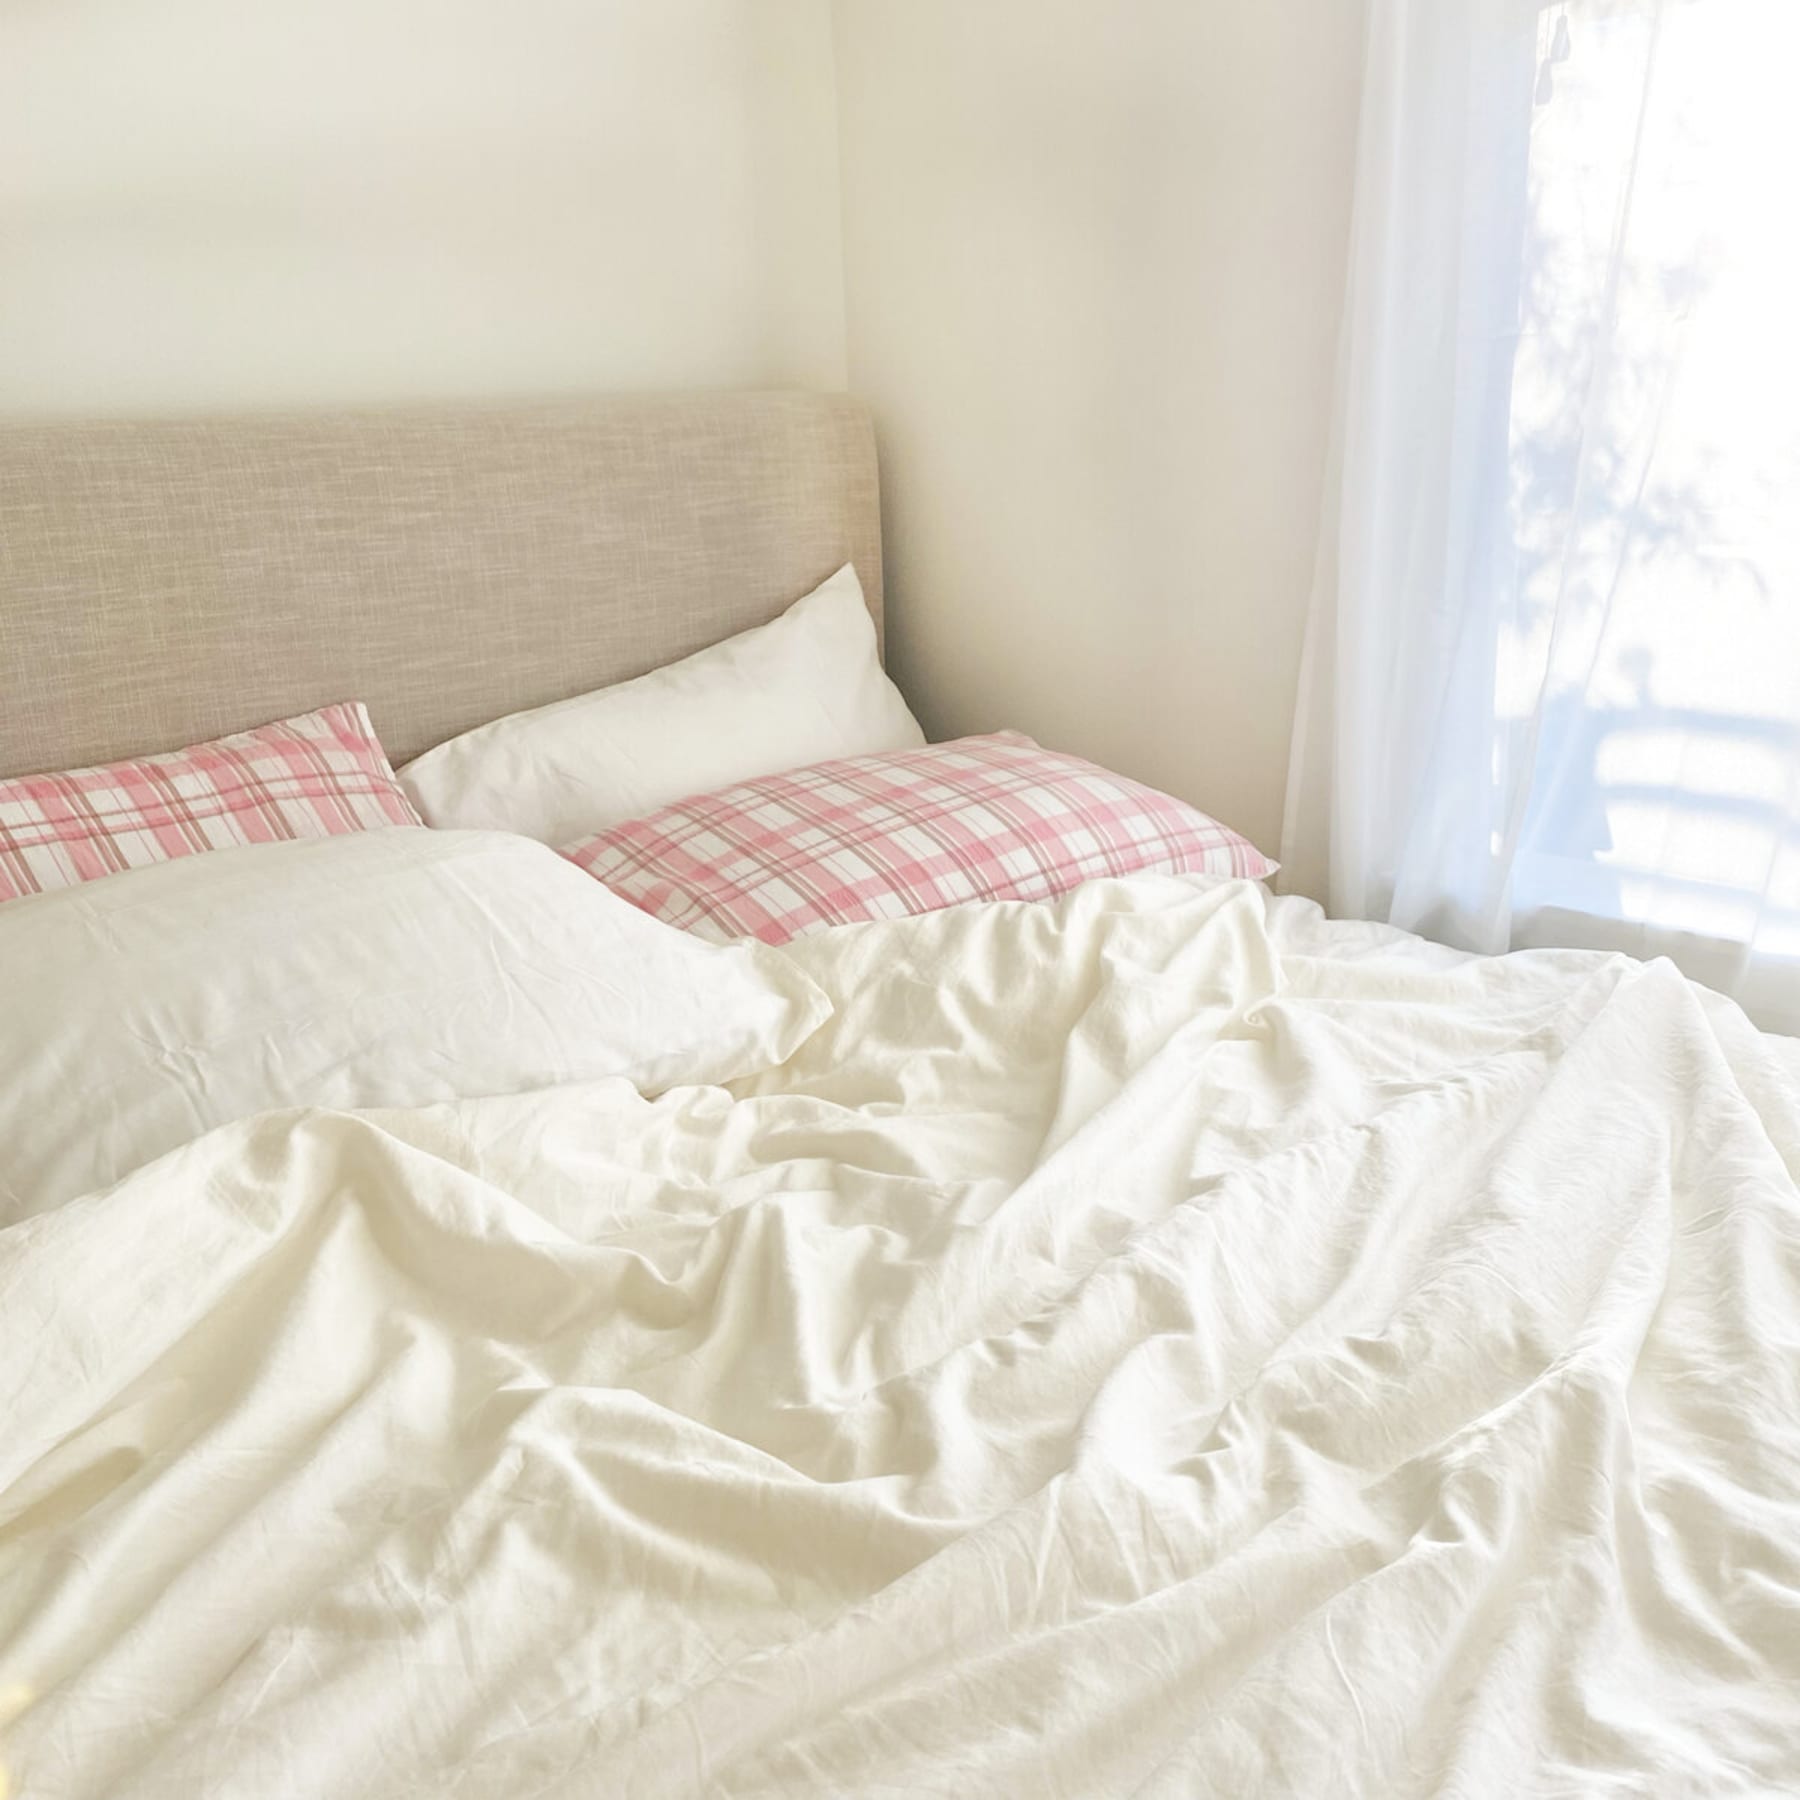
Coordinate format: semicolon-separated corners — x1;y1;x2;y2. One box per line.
398;564;924;845
0;829;829;1221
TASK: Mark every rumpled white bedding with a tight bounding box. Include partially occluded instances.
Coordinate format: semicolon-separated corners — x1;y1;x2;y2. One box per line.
3;875;1798;1797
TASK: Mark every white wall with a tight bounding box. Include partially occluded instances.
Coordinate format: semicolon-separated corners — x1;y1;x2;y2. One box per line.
3;3;1364;842
0;0;846;416
833;1;1366;852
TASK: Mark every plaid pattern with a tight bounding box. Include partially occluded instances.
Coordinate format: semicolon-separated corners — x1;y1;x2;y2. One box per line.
0;702;421;903
563;731;1276;945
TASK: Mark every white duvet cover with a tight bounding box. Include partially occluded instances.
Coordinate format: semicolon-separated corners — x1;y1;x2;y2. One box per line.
3;876;1798;1797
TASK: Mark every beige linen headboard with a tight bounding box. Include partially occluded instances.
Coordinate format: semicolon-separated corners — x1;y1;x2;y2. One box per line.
0;391;881;778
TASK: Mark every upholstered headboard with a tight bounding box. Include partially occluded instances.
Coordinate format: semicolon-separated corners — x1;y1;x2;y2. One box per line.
0;391;882;778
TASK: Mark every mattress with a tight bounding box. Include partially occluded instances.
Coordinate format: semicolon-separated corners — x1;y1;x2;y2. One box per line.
4;873;1798;1796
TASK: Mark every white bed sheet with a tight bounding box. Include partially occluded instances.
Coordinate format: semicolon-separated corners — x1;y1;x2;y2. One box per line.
3;875;1798;1796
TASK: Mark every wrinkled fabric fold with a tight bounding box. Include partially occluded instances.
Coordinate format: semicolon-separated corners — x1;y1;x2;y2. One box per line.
3;876;1797;1797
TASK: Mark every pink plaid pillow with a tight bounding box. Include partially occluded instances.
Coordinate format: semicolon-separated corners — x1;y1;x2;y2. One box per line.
0;702;421;903
563;731;1275;945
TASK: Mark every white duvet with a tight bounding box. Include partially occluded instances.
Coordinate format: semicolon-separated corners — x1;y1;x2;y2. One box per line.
4;875;1799;1797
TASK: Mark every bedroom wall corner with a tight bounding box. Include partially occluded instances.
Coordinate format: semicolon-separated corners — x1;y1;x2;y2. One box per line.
831;0;1367;853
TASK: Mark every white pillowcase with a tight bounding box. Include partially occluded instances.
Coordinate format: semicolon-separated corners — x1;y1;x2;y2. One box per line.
398;564;924;845
0;828;829;1221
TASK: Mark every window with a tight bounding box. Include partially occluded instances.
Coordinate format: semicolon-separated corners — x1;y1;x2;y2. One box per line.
1503;1;1800;966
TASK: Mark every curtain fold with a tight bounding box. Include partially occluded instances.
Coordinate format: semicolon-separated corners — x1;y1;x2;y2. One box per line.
1283;0;1800;1034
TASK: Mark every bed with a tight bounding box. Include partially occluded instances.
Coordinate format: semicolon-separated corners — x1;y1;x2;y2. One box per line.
2;395;1797;1799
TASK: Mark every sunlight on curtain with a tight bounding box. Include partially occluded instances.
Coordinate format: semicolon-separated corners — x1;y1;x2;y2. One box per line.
1508;1;1800;985
1283;0;1800;1032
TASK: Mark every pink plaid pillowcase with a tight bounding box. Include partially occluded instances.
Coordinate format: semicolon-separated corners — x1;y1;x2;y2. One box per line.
0;702;421;903
562;731;1275;945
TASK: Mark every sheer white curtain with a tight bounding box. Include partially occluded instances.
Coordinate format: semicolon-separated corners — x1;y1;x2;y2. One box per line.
1282;0;1800;1033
